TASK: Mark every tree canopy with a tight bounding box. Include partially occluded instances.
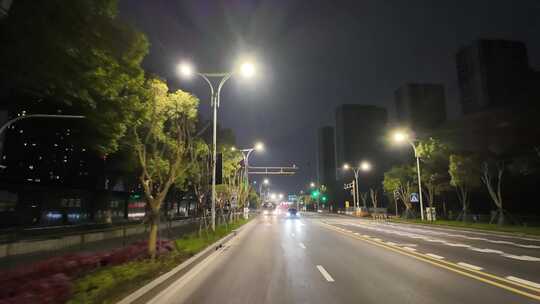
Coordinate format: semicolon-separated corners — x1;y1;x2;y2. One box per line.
0;0;149;154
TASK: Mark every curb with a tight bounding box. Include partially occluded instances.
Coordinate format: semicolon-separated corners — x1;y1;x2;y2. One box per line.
117;217;258;304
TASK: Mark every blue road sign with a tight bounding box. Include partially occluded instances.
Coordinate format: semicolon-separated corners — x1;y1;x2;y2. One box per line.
410;192;419;203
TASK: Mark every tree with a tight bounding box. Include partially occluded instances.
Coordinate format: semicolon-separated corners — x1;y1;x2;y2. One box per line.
481;161;507;225
383;165;417;218
360;192;369;209
0;0;149;154
131;78;199;259
448;154;481;221
416;138;451;208
370;188;379;209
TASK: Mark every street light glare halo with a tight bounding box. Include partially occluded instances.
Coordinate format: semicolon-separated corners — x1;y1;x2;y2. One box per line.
343;163;350;170
393;131;408;143
254;142;264;151
177;62;194;78
360;161;372;171
240;62;256;78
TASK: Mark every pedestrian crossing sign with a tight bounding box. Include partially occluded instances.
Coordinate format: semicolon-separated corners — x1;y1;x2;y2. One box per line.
410;193;419;203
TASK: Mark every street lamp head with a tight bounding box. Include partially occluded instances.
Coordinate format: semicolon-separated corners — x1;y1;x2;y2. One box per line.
263;178;269;185
230;146;236;151
270;193;276;200
177;62;194;78
240;62;256;78
393;131;409;143
310;182;316;188
279;193;284;199
254;142;264;152
360;161;372;171
343;163;350;170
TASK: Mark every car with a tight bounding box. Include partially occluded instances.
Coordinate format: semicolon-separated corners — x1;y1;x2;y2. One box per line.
286;208;299;218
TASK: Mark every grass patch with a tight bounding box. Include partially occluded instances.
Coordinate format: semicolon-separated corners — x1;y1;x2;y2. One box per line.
69;218;250;304
390;218;540;236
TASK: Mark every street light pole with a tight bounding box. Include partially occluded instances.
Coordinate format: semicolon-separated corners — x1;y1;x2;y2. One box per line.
180;61;256;231
392;131;425;221
353;168;360;210
194;72;232;231
410;142;425;221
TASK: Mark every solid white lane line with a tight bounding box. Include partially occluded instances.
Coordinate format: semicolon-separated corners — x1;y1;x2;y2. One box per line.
299;242;306;249
372;238;382;242
506;276;540;289
403;247;417;252
457;262;483;271
426;253;445;260
386;242;397;246
353;232;360;235
316;265;335;282
362;234;370;238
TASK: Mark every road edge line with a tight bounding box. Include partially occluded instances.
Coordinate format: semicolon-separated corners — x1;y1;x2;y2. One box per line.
118;217;258;304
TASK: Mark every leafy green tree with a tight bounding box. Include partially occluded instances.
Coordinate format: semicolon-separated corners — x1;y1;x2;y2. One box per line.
131;78;199;259
416;138;452;208
448;154;481;221
383;165;417;218
0;0;148;154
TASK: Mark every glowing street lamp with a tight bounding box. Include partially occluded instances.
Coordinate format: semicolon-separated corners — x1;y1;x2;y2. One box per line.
310;182;316;188
391;129;425;221
240;62;256;78
343;160;373;209
178;60;257;231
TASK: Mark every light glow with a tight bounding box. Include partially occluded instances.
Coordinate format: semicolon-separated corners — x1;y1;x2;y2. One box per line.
240;62;256;78
177;63;193;77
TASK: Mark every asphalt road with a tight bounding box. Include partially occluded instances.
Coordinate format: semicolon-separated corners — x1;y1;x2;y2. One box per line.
146;213;540;304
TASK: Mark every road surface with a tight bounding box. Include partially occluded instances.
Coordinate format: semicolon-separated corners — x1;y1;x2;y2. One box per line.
145;213;540;304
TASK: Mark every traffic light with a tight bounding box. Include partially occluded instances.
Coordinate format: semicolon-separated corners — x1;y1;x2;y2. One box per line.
321;195;328;203
311;190;320;198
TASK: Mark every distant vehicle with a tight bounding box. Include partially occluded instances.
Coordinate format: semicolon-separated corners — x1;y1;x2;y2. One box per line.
262;203;276;216
286;208;299;218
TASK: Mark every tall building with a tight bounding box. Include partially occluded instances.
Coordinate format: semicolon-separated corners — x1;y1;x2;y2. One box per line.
0;0;12;18
334;104;388;178
456;39;531;114
316;126;336;188
394;83;446;132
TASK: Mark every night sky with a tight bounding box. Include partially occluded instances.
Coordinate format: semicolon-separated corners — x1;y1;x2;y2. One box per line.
120;0;540;195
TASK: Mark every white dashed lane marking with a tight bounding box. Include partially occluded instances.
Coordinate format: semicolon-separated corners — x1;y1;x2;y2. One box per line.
316;265;335;282
299;242;306;249
457;262;483;271
502;254;540;262
426;253;445;260
505;276;540;289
